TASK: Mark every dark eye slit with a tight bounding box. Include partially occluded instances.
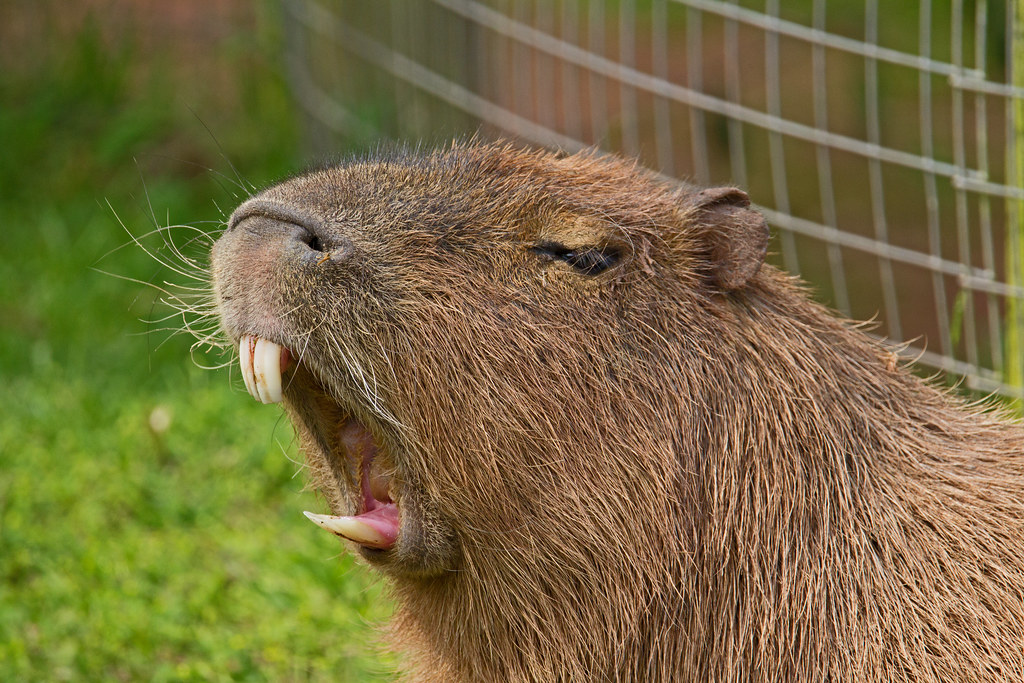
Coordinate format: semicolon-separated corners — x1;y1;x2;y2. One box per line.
530;241;620;276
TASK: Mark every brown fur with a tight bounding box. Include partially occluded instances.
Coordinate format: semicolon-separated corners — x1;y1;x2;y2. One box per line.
211;140;1024;682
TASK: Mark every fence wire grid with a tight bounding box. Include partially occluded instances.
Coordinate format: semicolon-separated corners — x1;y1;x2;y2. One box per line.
282;0;1024;400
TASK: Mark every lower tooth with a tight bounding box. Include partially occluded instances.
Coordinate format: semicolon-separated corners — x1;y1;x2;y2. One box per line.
302;511;391;548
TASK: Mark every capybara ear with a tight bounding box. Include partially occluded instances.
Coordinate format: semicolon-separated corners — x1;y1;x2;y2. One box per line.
692;187;770;292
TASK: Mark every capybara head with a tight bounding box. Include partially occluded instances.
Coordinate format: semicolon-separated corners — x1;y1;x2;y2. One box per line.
211;141;1024;682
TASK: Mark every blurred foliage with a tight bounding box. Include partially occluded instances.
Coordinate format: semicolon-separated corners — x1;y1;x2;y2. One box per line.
0;2;392;680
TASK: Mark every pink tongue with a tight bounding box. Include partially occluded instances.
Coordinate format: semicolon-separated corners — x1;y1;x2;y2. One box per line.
357;503;400;549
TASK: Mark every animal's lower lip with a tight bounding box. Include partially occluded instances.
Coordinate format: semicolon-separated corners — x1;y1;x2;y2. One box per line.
238;334;294;404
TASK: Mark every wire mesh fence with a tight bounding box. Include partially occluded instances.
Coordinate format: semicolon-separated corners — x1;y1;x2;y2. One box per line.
281;0;1024;400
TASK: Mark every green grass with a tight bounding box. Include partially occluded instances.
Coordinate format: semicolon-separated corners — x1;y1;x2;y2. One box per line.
0;5;393;681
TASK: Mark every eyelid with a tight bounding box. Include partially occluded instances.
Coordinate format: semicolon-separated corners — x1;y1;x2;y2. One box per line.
530;241;621;276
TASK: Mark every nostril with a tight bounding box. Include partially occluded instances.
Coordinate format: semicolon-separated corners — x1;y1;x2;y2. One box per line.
297;225;354;265
307;233;325;252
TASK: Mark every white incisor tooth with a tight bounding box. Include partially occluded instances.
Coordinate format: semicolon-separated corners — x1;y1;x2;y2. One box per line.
302;511;390;547
239;335;257;400
253;337;283;404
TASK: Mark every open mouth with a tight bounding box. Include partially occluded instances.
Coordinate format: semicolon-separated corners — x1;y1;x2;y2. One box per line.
238;333;400;551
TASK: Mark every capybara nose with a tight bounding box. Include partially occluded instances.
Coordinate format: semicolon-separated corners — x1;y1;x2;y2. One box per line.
227;198;353;265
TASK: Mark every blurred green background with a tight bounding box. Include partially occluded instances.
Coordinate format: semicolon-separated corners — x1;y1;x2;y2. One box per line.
0;1;393;680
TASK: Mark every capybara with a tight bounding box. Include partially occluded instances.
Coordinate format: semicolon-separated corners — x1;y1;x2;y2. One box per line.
211;140;1024;682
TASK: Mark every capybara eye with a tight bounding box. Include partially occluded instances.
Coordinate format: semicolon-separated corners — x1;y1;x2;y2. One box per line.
531;242;620;276
566;248;619;275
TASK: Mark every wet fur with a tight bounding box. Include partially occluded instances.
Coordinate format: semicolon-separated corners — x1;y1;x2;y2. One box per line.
211;141;1024;682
